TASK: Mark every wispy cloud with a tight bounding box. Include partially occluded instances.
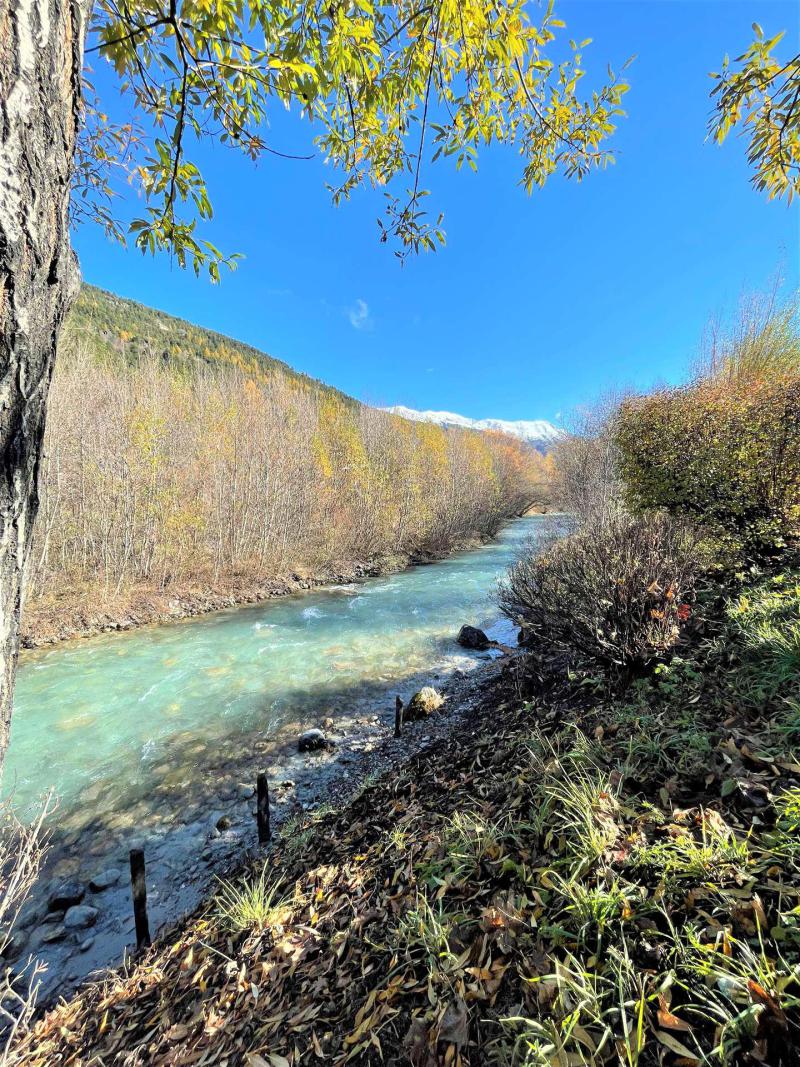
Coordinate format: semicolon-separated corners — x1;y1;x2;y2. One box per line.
347;298;373;331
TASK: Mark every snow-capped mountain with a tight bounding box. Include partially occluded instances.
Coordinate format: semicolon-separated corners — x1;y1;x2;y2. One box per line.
383;406;564;450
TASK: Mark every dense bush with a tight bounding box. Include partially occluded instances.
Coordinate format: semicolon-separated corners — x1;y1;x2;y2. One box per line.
499;513;705;675
615;304;800;563
615;373;800;563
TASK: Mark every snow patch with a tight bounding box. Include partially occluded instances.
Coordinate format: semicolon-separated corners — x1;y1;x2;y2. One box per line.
383;406;564;449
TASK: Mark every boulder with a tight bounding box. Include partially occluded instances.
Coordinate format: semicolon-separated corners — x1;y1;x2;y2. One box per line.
457;625;491;650
404;687;445;722
298;729;333;753
89;868;121;893
64;905;99;930
47;880;84;913
0;933;23;960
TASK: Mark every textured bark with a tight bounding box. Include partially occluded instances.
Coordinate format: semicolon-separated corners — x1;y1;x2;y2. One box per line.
0;0;88;766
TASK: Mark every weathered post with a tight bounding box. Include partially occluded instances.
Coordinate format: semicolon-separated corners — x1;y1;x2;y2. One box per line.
129;848;151;950
256;772;271;845
394;695;404;738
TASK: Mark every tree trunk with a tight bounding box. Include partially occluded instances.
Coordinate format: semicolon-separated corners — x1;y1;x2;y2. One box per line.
0;0;87;767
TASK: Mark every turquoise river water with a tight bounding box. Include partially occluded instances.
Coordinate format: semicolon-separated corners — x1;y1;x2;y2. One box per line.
4;516;554;997
6;516;549;826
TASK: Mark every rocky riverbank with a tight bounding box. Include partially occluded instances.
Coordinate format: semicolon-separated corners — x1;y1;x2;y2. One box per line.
8;636;511;1007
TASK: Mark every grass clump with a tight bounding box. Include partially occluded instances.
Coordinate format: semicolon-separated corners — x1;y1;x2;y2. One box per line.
215;866;287;933
629;813;750;887
531;748;621;870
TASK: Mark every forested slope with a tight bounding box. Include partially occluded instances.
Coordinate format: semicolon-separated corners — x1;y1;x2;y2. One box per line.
24;288;549;643
68;286;356;403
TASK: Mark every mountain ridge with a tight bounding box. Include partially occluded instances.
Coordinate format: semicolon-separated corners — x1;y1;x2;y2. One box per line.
67;284;359;406
383;405;564;450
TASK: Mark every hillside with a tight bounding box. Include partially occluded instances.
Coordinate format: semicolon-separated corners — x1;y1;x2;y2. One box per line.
66;285;358;406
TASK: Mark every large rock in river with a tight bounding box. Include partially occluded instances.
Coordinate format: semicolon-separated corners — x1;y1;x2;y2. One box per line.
405;687;445;722
457;625;490;650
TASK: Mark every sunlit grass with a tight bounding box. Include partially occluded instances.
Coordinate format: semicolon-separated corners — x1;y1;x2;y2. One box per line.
215;867;287;933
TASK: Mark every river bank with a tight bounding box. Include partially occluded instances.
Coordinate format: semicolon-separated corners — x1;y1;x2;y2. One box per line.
7;519;551;1007
9;644;510;1008
17;563;800;1066
21;540;492;650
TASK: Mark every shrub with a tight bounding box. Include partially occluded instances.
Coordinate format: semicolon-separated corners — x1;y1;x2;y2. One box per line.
499;513;705;675
0;795;52;1058
615;303;800;563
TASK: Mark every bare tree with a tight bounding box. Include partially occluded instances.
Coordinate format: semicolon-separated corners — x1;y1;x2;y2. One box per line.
549;391;629;526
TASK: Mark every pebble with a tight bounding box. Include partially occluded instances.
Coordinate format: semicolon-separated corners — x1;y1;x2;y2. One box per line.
41;924;67;944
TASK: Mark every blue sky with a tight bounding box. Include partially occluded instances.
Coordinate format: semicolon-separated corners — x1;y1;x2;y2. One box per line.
76;0;799;425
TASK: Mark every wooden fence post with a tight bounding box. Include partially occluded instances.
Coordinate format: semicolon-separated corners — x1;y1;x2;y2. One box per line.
394;695;404;738
257;772;271;845
129;848;151;950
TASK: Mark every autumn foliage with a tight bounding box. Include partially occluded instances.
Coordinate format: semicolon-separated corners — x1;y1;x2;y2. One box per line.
615;364;800;563
30;342;547;606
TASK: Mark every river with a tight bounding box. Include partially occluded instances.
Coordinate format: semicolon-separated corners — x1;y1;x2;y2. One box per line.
4;515;552;999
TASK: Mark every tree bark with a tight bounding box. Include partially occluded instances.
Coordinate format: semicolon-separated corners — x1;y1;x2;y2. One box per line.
0;0;87;767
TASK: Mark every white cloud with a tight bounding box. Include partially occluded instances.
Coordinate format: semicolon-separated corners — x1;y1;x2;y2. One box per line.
347;298;372;331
